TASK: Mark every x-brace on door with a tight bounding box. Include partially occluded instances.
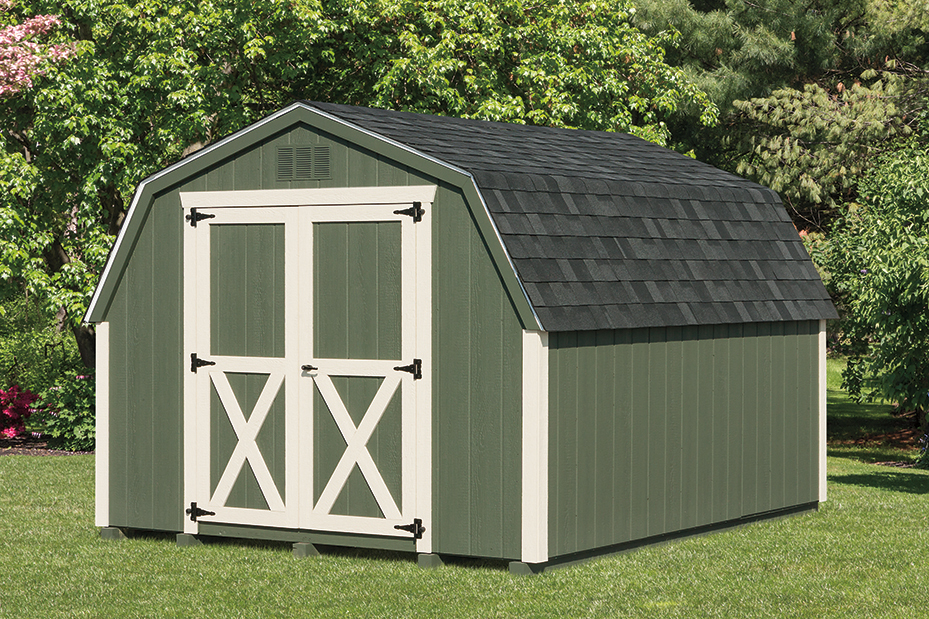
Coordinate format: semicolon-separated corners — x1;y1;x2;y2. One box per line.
182;187;434;551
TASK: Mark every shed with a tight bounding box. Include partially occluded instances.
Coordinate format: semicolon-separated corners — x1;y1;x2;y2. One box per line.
85;101;837;572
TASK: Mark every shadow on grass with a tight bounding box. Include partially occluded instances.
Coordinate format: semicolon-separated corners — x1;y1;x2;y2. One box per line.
827;390;899;442
826;445;919;464
828;469;929;494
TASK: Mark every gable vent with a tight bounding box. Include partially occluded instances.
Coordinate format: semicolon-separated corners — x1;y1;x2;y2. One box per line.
313;146;331;179
277;146;331;181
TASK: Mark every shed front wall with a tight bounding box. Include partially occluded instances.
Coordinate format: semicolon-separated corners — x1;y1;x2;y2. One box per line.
548;321;820;558
100;122;525;558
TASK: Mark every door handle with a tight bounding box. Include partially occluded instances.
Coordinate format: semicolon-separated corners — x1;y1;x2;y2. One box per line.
301;364;318;372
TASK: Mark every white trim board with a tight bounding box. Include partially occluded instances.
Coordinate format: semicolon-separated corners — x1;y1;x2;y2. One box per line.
521;330;549;564
179;185;438;209
94;322;110;528
818;319;827;502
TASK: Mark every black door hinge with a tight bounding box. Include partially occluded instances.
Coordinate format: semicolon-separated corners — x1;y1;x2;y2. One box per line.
190;353;216;373
393;358;422;380
186;501;215;522
394;518;425;539
393;201;424;223
185;208;215;227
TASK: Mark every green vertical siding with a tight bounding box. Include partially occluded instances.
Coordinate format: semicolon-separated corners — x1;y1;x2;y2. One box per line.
210;223;285;358
313;221;401;361
105;197;185;531
548;321;821;558
432;185;523;561
102;124;524;560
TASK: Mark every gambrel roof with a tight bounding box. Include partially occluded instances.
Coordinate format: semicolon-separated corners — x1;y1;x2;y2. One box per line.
310;102;836;331
86;101;836;330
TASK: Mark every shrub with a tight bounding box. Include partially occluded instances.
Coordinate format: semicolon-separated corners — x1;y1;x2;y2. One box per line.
0;384;38;439
33;372;94;451
0;293;82;395
823;145;929;448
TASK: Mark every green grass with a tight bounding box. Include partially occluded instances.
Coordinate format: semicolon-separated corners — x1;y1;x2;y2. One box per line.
1;360;926;618
826;357;923;464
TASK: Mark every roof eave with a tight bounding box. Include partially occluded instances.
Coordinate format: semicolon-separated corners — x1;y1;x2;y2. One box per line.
85;102;542;331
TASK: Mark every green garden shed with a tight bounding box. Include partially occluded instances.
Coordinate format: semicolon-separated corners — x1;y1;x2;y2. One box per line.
85;102;837;573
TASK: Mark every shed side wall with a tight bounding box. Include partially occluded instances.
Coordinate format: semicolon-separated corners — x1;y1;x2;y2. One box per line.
547;321;820;558
431;185;523;560
102;124;524;556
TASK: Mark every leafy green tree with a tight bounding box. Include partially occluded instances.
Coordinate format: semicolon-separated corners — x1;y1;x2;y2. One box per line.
634;0;929;228
823;144;929;460
0;0;717;367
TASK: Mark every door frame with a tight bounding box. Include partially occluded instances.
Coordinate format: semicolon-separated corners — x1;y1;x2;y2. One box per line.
181;185;436;552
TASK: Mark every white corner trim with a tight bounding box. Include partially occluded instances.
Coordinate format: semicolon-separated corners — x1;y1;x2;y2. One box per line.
94;322;110;528
521;330;549;564
818;319;828;502
179;185;438;209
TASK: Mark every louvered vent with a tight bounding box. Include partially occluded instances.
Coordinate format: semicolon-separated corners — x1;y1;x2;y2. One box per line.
277;147;294;181
313;146;331;179
277;146;331;181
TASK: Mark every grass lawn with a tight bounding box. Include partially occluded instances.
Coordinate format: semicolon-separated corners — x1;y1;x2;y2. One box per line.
1;359;926;618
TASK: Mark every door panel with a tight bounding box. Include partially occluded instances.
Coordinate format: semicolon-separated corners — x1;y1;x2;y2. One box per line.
183;192;432;548
209;372;287;509
210;223;285;358
314;221;402;360
312;375;403;519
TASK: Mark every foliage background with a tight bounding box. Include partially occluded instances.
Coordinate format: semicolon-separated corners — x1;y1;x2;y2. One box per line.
2;0;929;449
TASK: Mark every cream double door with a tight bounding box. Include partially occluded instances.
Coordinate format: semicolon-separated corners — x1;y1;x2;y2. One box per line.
181;187;433;547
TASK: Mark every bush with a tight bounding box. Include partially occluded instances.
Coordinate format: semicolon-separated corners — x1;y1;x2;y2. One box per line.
0;385;39;439
823;144;929;451
33;372;95;451
0;293;83;395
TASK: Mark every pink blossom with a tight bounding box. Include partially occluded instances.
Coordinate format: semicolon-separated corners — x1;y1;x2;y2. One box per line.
0;384;38;438
0;6;73;96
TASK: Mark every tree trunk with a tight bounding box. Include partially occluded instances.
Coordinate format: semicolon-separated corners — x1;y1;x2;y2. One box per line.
42;237;97;368
72;322;95;369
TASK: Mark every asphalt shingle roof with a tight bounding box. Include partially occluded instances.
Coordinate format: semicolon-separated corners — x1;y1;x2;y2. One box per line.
309;102;837;331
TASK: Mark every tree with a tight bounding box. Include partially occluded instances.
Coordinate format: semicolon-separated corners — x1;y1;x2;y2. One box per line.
0;0;71;95
0;0;718;367
733;68;928;229
633;0;929;229
823;144;929;464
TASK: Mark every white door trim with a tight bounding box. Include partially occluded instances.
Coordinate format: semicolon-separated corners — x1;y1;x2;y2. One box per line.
180;185;437;209
181;186;434;544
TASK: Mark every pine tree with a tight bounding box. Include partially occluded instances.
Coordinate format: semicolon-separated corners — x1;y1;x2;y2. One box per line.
635;0;929;228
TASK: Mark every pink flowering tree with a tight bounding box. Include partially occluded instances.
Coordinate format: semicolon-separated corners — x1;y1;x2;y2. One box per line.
0;0;71;96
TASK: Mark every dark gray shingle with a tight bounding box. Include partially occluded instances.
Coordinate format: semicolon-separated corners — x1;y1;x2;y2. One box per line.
308;102;836;331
